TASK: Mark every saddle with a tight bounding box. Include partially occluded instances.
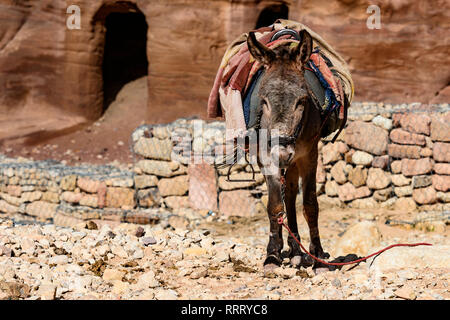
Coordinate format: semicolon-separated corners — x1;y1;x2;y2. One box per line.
208;19;354;142
243;29;348;140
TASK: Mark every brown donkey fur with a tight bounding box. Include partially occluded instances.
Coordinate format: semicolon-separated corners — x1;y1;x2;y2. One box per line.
247;30;330;270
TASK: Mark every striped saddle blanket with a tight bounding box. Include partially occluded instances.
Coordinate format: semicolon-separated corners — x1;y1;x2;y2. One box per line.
207;19;354;140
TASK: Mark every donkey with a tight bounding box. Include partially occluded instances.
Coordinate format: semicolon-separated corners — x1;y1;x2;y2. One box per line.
246;30;331;271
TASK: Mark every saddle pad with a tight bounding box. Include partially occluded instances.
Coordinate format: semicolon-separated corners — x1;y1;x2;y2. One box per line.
243;68;326;129
243;68;264;128
243;56;332;131
208;19;354;140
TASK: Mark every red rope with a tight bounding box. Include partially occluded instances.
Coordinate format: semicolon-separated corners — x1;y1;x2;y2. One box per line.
277;216;432;267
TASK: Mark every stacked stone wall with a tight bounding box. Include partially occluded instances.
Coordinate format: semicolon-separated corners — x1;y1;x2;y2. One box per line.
0;103;449;225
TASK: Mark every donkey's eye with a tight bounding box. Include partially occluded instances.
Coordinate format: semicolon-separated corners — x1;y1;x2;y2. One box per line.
296;98;307;110
262;99;271;114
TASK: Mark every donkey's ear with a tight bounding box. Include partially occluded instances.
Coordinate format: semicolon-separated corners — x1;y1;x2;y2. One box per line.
292;30;313;66
247;32;275;66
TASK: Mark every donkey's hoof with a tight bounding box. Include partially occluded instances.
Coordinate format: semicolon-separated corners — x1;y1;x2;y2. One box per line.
263;254;281;267
290;255;302;267
321;251;330;259
302;254;314;267
311;251;332;270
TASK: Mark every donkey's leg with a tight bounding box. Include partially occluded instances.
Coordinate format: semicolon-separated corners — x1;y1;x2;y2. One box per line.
263;174;284;268
284;162;303;266
299;153;330;267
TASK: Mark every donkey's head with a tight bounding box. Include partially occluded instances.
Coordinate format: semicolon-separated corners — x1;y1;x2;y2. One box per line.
247;30;313;169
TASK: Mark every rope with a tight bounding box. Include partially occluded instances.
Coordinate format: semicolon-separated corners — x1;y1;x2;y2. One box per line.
277;213;432;267
276;166;432;267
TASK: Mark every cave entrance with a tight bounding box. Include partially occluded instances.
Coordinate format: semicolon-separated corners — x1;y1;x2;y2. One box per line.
255;4;289;29
102;10;148;112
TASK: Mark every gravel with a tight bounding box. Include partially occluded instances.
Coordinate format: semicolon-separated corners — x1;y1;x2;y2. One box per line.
0;208;448;300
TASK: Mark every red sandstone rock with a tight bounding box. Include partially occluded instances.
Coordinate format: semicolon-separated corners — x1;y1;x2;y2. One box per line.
219;190;259;217
347;166;367;187
401;158;433;177
388;144;421;159
430;114;450;142
390;129;426;146
412;187;437;205
79;194;99;208
330;160;348;184
0;200;19;214
316;156;326;184
322;143;343;165
366;168;391;190
296;1;450;104
77;177;104;194
371;155;389;169
392;113;402;128
399;113;431;135
420;148;433;158
345;121;388;156
188;163;218;211
61;192;83;204
432;175;450;192
157;175;189;197
137;188;161;208
97;182;107;209
105;187;135;208
6;185;22;197
391;160;402;174
338;183;371;202
433;142;450;162
164;196;191;210
434;163;450;175
1;0;448;148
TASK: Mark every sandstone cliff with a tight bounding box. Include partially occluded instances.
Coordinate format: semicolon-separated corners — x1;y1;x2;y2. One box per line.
0;0;448;144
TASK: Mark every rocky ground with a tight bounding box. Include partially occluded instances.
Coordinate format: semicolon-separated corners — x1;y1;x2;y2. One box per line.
0;207;448;300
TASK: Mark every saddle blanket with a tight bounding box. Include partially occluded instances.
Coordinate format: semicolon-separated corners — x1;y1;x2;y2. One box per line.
207;19;354;138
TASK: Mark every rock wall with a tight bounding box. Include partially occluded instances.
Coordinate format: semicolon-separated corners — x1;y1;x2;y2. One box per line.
1;0;448;143
290;0;450;103
318;102;450;211
0;103;449;225
0;0;294;142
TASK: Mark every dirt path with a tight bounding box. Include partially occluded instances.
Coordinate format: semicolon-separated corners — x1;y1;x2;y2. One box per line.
0;208;448;300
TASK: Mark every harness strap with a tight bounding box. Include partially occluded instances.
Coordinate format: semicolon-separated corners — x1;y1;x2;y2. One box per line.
330;95;349;143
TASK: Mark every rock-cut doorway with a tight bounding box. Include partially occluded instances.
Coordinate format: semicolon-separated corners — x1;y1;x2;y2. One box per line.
102;11;148;112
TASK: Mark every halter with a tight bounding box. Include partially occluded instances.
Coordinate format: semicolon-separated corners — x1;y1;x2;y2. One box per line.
270;120;303;149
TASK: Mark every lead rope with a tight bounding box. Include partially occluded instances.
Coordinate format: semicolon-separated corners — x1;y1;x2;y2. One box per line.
276;171;432;267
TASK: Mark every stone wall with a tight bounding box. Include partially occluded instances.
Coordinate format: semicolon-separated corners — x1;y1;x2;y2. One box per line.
0;103;449;225
131;102;450;215
318;103;450;211
0;160;162;227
